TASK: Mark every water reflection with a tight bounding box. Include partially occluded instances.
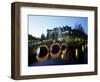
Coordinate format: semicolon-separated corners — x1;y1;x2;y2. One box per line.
28;43;88;66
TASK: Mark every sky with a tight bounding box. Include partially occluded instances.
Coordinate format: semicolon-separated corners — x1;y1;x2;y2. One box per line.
28;15;88;38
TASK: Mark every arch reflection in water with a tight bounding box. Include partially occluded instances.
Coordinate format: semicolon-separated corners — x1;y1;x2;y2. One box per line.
28;42;88;66
50;43;61;58
61;43;67;60
36;45;49;62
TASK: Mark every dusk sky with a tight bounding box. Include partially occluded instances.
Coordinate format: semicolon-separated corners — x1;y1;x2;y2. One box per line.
28;15;88;38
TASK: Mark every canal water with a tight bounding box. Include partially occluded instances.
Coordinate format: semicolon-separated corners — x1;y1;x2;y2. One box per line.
28;43;88;66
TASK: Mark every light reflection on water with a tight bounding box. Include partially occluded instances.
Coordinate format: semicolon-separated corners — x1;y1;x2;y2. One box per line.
28;43;88;66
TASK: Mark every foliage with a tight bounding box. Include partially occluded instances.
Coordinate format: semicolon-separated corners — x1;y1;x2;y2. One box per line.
28;34;40;43
41;33;46;41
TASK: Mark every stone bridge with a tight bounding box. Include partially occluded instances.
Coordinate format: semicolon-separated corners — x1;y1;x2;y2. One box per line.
28;41;87;63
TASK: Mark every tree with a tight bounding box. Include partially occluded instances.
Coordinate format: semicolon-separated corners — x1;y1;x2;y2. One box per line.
41;33;46;41
47;33;49;39
75;24;85;34
28;34;41;43
72;24;87;40
28;34;34;40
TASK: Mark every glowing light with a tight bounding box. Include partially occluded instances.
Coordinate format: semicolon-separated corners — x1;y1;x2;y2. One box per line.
61;54;64;59
61;49;67;60
62;49;66;54
58;38;61;41
78;39;80;41
82;45;84;52
37;47;40;55
53;40;55;42
75;48;78;59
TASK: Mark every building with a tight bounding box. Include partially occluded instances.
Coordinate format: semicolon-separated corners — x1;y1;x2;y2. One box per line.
47;25;72;40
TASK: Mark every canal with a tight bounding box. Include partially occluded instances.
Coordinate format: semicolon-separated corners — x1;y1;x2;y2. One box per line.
28;42;88;66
